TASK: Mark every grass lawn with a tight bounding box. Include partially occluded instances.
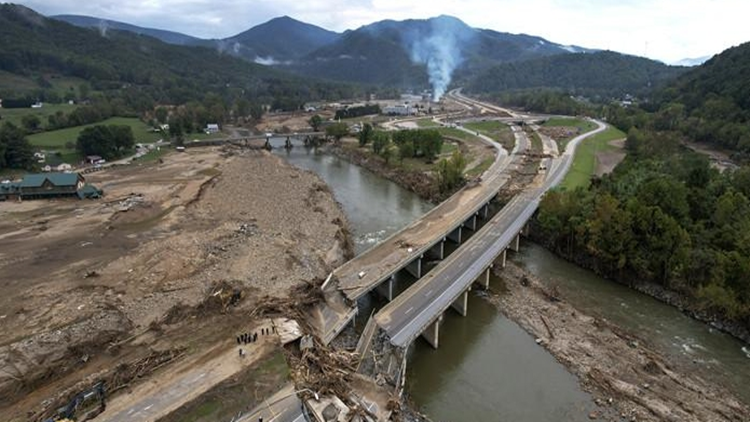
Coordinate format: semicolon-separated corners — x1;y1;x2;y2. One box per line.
464;120;515;150
528;129;543;153
416;118;440;128
0;103;79;128
561;126;627;190
466;157;495;178
28;117;164;150
543;117;598;133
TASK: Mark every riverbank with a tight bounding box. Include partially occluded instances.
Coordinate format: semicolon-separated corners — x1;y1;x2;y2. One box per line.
530;231;750;346
489;260;750;421
328;143;446;203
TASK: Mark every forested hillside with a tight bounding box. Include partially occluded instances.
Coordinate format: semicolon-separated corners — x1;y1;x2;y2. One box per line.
465;51;687;99
606;42;750;157
0;5;359;112
533;43;750;335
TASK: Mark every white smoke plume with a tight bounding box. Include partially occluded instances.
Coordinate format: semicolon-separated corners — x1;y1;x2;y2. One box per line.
405;17;474;101
97;20;109;37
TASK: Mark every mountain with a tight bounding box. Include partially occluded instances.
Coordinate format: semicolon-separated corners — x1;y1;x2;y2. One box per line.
52;14;202;46
286;15;594;89
655;42;750;153
0;4;357;108
466;51;688;98
671;56;711;67
222;16;340;63
53;14;341;64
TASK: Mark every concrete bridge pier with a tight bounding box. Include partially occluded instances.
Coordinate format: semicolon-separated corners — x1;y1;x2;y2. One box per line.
463;214;478;231
451;287;471;316
427;239;445;260
510;233;521;252
499;249;507;268
479;203;490;220
264;137;271;150
405;255;423;278
376;275;395;301
447;226;463;244
421;314;443;349
474;266;492;290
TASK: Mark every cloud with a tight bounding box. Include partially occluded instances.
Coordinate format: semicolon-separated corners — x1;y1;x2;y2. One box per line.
14;0;750;62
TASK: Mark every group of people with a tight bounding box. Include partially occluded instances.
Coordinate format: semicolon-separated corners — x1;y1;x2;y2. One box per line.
236;326;277;356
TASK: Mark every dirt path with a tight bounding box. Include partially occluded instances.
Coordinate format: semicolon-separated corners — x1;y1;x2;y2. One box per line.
489;261;750;422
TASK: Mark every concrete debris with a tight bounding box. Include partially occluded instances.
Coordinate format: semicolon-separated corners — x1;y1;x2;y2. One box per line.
272;318;302;345
117;193;144;212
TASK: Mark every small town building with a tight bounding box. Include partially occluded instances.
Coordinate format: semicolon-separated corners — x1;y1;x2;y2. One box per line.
85;155;103;164
0;173;102;201
205;123;220;134
383;104;415;116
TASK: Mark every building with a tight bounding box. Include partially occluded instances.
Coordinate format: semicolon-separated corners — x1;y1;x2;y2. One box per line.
205;123;220;134
0;173;102;201
86;155;103;165
383;104;415;116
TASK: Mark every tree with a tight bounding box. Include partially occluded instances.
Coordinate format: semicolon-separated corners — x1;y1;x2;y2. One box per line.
372;131;390;155
436;150;467;192
358;123;373;147
76;125;134;160
155;107;168;124
325;123;349;143
309;114;323;131
0;123;34;170
21;115;41;133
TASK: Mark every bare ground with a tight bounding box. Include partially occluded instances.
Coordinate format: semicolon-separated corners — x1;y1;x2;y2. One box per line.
489;261;750;422
595;138;627;177
0;147;351;420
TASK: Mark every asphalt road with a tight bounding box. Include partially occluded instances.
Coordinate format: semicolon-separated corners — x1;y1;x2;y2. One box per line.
374;119;607;347
332;100;518;302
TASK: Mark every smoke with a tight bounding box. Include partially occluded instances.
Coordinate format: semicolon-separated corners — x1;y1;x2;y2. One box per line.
405;17;473;101
97;20;109;37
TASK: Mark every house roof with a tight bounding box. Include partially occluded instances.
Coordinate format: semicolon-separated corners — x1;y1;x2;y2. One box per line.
19;172;81;188
0;182;20;193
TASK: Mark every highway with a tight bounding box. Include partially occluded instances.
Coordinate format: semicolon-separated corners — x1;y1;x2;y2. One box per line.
374;119;607;347
330;98;525;303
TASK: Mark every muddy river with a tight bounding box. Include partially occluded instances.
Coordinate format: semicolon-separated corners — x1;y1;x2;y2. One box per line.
273;142;749;421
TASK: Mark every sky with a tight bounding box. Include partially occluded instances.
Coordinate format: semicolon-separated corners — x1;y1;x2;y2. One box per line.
12;0;750;63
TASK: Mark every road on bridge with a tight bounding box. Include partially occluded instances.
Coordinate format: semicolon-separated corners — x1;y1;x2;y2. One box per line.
374;119;607;347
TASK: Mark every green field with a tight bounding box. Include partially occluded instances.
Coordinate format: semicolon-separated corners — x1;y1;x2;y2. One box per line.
0;103;79;128
561;126;627;190
464;120;515;150
25;117;223;164
27;117;164;154
437;127;483;143
416;118;440;128
543;117;598;132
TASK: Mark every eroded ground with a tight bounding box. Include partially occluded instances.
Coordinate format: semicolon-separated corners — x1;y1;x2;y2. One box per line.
0;147;350;420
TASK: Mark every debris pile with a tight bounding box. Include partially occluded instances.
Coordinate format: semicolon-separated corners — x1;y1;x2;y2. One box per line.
116;193;145;212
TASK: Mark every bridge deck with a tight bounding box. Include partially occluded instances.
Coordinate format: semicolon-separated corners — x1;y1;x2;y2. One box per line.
374;120;607;347
332;124;525;302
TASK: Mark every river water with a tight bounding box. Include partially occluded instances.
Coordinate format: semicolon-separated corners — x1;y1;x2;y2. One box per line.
273;143;749;421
